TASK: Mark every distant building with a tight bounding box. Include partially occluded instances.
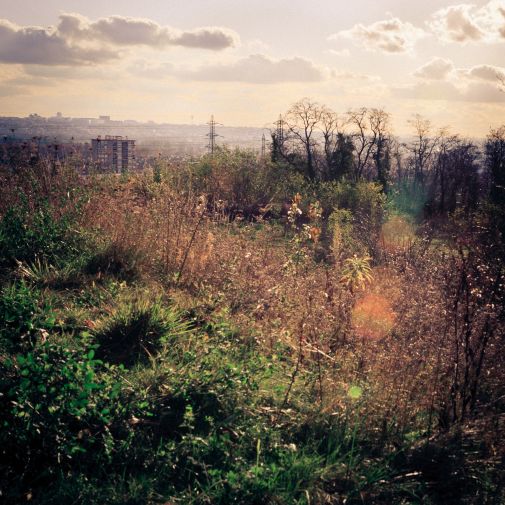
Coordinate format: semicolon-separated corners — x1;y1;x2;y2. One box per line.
91;135;136;172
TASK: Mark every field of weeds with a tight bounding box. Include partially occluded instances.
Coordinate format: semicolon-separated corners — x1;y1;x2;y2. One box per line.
0;149;504;504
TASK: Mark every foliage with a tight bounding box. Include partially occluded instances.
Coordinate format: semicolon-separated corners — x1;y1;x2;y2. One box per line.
0;131;504;504
190;147;298;217
94;296;191;366
329;208;358;258
85;241;144;282
0;339;133;495
339;255;373;292
0;198;82;270
0;281;56;353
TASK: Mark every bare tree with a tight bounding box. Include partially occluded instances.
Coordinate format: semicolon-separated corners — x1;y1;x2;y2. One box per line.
370;108;392;190
320;107;340;170
407;114;441;185
485;125;505;213
347;108;375;180
284;98;325;180
346;108;390;181
429;132;449;215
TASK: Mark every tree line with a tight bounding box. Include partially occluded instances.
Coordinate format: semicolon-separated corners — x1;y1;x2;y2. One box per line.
271;98;505;220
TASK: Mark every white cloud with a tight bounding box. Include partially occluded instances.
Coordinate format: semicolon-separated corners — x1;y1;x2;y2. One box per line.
405;54;505;102
175;54;325;84
246;39;270;52
429;1;505;43
414;58;505;85
464;63;505;81
329;16;427;53
396;79;505;102
327;48;351;57
414;57;455;80
429;4;484;42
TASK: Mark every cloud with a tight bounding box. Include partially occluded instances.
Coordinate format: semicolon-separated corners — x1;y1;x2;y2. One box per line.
0;13;239;66
246;39;270;52
429;4;484;42
429;1;505;43
395;79;505;103
176;54;325;84
401;53;505;102
464;63;505;81
57;13;239;50
22;63;125;81
413;58;505;86
329;16;427;53
327;48;351;57
464;81;505;101
0;19;115;65
414;57;455;80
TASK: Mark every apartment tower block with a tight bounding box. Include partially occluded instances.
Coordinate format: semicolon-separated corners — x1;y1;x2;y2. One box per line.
91;135;136;172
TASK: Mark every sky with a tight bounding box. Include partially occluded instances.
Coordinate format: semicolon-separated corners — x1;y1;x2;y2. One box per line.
0;0;504;136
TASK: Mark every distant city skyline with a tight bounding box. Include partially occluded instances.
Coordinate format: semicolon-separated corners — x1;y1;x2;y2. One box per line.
0;0;504;137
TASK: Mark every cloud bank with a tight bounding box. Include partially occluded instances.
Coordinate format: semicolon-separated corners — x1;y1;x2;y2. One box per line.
404;57;505;102
58;13;239;50
0;14;239;65
174;54;325;84
0;19;114;65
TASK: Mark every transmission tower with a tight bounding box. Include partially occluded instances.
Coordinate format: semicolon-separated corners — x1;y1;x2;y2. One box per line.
270;114;285;162
206;115;222;154
275;114;285;145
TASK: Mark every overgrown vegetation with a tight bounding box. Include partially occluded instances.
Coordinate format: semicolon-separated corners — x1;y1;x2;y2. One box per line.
0;112;504;504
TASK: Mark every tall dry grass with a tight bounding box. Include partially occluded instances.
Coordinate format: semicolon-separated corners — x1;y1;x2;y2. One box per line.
6;160;500;442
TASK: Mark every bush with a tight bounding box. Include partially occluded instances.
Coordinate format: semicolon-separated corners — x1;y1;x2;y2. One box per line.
0;339;134;500
329;208;357;259
189;148;303;217
84;242;144;282
0;198;82;269
0;281;56;353
94;297;190;366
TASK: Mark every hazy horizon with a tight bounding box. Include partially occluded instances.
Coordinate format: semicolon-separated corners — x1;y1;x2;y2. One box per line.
0;0;504;137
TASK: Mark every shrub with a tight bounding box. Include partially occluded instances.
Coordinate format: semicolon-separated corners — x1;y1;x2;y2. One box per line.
189;147;302;217
0;281;56;353
84;242;144;282
329;208;356;259
94;298;190;366
0;199;82;269
0;340;133;499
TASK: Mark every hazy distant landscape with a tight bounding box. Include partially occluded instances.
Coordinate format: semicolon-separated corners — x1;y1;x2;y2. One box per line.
0;114;265;155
